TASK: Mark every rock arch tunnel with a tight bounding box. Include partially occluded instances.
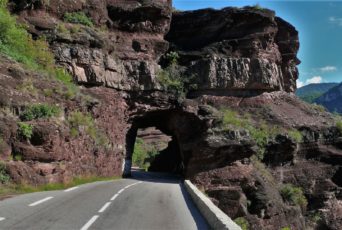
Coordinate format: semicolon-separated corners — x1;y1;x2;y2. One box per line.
122;108;206;178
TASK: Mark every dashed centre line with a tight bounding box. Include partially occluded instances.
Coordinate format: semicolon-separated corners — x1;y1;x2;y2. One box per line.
79;181;143;230
110;194;119;201
98;202;111;213
0;217;5;222
28;197;54;207
64;186;79;192
80;215;99;230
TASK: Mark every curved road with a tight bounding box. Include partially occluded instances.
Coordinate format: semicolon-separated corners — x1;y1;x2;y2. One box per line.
0;171;209;230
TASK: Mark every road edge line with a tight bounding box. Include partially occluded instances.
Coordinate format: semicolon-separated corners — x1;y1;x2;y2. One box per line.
184;180;241;230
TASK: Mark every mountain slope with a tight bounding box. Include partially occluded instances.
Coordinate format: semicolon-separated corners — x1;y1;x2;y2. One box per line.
315;83;342;113
296;83;338;103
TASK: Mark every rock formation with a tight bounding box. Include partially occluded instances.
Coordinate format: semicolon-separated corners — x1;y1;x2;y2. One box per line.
0;1;340;229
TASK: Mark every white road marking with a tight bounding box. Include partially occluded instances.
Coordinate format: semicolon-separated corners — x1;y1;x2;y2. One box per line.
0;217;5;221
28;197;53;207
98;202;111;213
124;185;131;189
64;186;79;192
80;215;99;230
110;194;119;201
117;188;124;194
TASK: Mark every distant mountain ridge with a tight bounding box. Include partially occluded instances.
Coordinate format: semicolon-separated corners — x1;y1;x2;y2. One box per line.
315;82;342;113
296;83;338;103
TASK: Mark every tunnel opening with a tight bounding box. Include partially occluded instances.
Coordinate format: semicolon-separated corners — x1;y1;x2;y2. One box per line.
122;108;206;178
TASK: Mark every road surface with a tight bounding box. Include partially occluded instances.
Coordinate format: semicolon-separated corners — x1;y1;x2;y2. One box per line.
0;170;209;230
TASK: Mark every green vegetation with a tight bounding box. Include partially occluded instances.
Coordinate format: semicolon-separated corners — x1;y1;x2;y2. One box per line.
281;227;291;230
0;0;54;70
67;111;109;147
64;12;93;27
16;79;38;95
336;120;342;134
157;51;196;97
0;1;79;100
132;138;159;170
220;108;302;159
17;122;33;140
311;103;326;112
55;68;79;100
280;184;308;209
299;92;323;103
234;217;249;230
0;175;120;196
287;129;303;143
20;104;60;121
0;161;10;183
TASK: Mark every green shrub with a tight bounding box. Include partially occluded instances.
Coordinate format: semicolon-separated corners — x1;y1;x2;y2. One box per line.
132;138;159;170
64;12;93;27
20;104;60;121
287;129;303;143
281;227;291;230
234;217;249;230
280;184;308;209
0;161;10;183
336;120;342;134
17;122;33;140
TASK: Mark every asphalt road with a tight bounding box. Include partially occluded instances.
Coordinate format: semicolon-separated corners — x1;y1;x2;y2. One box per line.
0;170;209;230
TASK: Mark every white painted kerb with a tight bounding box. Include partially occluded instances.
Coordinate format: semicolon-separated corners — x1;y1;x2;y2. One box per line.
184;180;241;230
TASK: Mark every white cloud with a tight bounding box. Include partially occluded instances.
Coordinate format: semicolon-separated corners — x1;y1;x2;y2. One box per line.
306;76;323;84
296;80;304;88
297;76;324;88
319;66;337;72
329;16;342;26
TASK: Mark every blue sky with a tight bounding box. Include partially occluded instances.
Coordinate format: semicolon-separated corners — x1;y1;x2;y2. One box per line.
173;0;342;87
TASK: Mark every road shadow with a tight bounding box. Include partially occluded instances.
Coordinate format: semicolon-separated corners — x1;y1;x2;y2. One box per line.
131;170;209;229
130;169;182;184
179;183;210;230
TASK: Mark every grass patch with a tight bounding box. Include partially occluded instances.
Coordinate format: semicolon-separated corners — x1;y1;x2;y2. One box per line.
220;108;302;159
64;12;93;27
311;103;326;112
0;161;10;184
0;0;54;70
234;217;249;230
67;111;110;148
0;175;121;196
17;122;33;140
20;104;60;121
280;184;308;209
336;120;342;134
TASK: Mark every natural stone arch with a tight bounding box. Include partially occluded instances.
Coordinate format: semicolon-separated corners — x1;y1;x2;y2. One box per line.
122;108;206;178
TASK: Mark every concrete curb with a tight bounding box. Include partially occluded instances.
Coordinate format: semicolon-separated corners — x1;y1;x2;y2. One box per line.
184;180;242;230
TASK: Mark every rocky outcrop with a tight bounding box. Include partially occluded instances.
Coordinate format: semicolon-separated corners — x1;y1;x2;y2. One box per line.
13;0;172;91
166;7;300;95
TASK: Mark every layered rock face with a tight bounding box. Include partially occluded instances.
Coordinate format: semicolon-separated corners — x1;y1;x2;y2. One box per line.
166;7;300;95
13;0;172;90
1;1;341;229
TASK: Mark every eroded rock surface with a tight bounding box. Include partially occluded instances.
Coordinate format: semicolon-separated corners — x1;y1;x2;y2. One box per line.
0;1;340;229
